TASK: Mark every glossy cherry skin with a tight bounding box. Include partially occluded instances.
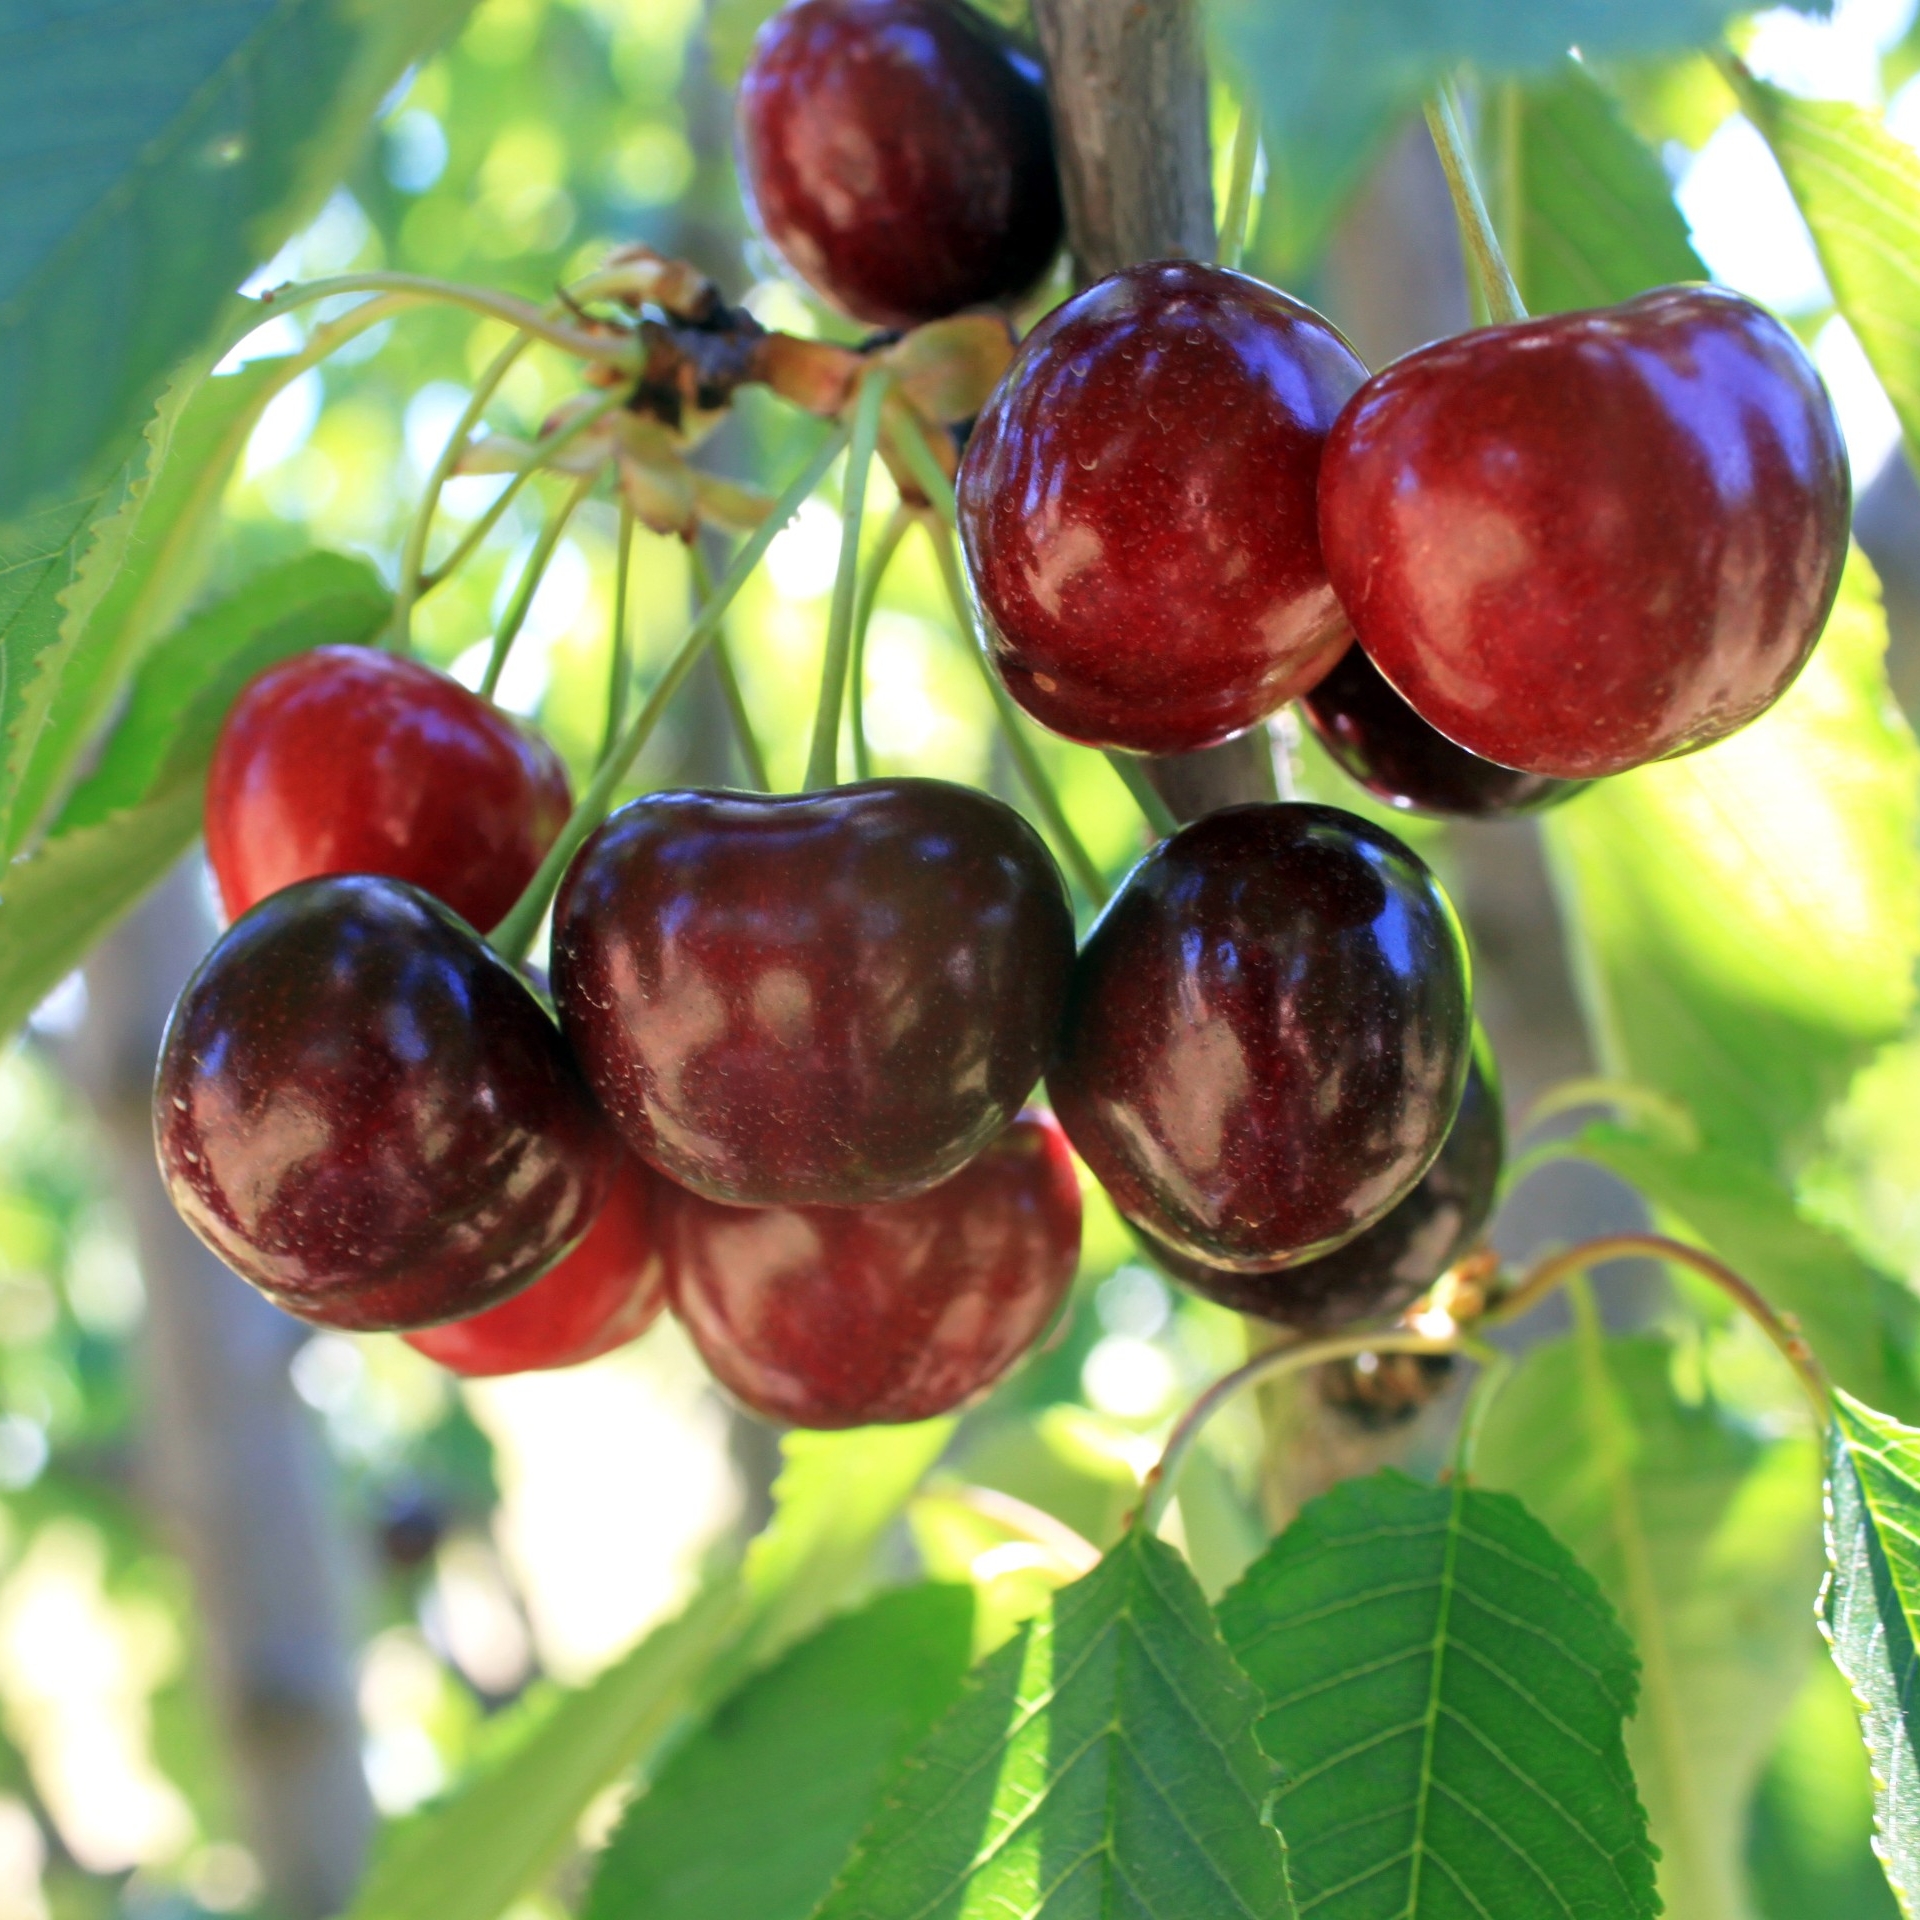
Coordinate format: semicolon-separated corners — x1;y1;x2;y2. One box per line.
1140;1044;1503;1331
404;1155;667;1376
550;779;1075;1209
154;876;617;1333
665;1109;1080;1427
206;645;571;933
1318;286;1849;780
736;0;1062;329
957;261;1368;754
1302;644;1584;818
1050;803;1471;1271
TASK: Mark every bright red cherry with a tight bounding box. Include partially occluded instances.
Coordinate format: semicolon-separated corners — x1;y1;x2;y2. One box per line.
206;645;571;932
1140;1044;1503;1330
1302;644;1584;818
154;876;617;1333
1050;803;1471;1271
736;0;1062;329
404;1156;667;1376
956;260;1367;754
550;779;1075;1208
665;1109;1080;1427
1317;286;1849;780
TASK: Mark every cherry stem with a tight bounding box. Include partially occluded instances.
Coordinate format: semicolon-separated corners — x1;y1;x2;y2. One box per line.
488;422;851;962
392;330;536;650
805;371;892;791
1219;100;1263;271
1139;1329;1473;1534
1424;81;1526;326
1488;1230;1831;1424
923;516;1108;906
236;271;643;370
888;404;960;523
598;505;637;769
419;393;624;596
688;540;770;790
1104;751;1180;840
481;469;597;701
850;504;913;781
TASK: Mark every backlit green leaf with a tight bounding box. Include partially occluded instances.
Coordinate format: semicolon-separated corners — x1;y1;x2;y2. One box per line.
1217;1469;1659;1920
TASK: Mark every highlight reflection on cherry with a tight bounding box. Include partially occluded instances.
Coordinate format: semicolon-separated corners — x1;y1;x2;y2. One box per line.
665;1109;1081;1428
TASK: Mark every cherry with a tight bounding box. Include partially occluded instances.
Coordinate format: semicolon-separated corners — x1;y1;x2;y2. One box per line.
206;645;572;933
665;1108;1080;1427
1302;644;1584;818
404;1155;667;1377
1317;286;1849;780
1049;802;1471;1270
154;875;617;1333
956;260;1367;754
1139;1044;1503;1331
550;778;1075;1208
736;0;1062;330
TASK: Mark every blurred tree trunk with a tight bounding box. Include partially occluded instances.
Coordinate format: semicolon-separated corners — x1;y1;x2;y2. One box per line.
66;863;371;1919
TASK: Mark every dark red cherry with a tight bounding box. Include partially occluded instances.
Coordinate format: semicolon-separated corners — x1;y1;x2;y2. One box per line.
404;1155;667;1377
1140;1043;1503;1330
665;1108;1080;1427
956;260;1367;754
550;778;1075;1208
1301;644;1584;818
1317;286;1849;780
736;0;1062;329
206;645;572;932
154;876;617;1333
1050;803;1471;1270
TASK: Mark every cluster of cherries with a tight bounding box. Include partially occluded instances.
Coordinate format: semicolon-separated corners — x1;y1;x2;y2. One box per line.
152;0;1848;1431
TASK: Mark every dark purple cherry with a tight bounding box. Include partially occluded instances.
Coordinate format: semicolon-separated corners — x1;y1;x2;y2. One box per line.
957;260;1367;754
1318;286;1849;779
1140;1042;1503;1330
550;779;1075;1208
1302;644;1585;818
153;876;617;1333
1049;803;1471;1270
736;0;1062;329
665;1108;1081;1428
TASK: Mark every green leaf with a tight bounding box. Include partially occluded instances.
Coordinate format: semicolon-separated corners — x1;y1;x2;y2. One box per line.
583;1585;974;1920
1475;1329;1823;1920
0;0;477;525
1543;546;1920;1172
1823;1391;1920;1916
1216;0;1819;273
7;356;316;855
346;1420;954;1920
1737;75;1920;465
1516;62;1708;313
814;1527;1295;1920
0;784;203;1039
57;552;388;833
1217;1468;1658;1920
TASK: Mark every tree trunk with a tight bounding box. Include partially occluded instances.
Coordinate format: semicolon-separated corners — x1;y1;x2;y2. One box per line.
66;863;372;1919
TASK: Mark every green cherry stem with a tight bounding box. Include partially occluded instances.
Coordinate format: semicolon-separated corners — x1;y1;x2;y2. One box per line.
888;405;960;524
1103;750;1180;840
805;370;892;791
851;504;913;780
598;505;637;769
489;422;852;963
688;540;771;790
1218;99;1263;271
1424;81;1526;326
481;469;597;701
923;515;1108;906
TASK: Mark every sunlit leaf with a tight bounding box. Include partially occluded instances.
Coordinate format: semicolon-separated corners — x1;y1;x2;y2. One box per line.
815;1527;1294;1920
583;1585;974;1920
1477;1329;1823;1920
1217;1469;1658;1920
